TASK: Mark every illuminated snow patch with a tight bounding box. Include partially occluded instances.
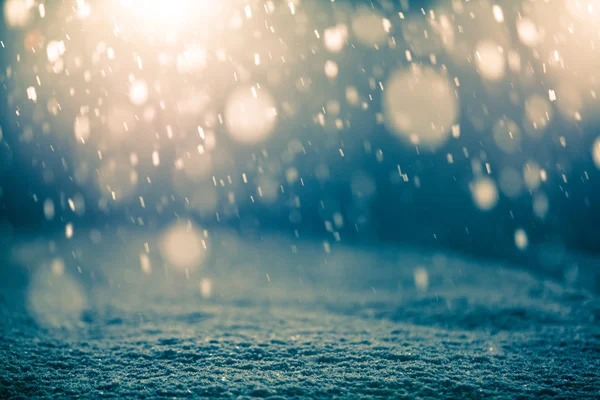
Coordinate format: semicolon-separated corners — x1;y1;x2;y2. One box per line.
27;268;88;329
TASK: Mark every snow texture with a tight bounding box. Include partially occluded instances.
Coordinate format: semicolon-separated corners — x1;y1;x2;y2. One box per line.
1;230;599;399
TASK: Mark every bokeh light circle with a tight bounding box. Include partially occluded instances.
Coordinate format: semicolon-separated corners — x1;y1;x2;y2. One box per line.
475;41;506;81
160;222;208;271
471;177;499;211
224;86;278;144
383;66;458;148
593;137;600;169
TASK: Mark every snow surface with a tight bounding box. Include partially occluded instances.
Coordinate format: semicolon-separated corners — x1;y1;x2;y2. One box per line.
1;230;599;398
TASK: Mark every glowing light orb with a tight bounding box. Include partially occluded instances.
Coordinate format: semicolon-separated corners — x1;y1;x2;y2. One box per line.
593;137;600;169
76;1;91;18
46;41;66;64
199;279;212;298
471;177;499;211
117;0;219;26
324;24;348;52
4;0;34;28
383;66;458;148
492;5;505;23
524;95;552;137
65;223;74;239
51;258;65;277
285;167;299;184
129;80;148;106
352;9;389;47
413;267;429;292
140;253;152;274
43;199;55;221
514;228;529;250
523;162;542;191
224;86;278;144
516;18;541;47
475;41;506;81
324;60;339;79
160;222;208;270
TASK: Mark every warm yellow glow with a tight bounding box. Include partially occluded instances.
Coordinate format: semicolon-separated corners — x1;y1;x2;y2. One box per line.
118;0;219;26
4;0;34;28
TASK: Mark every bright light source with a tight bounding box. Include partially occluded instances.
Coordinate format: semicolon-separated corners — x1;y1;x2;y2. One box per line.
4;0;34;28
117;0;219;26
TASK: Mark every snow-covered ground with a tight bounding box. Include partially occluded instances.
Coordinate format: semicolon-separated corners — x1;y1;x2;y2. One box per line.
1;230;599;398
